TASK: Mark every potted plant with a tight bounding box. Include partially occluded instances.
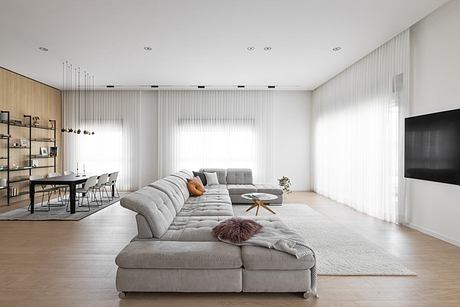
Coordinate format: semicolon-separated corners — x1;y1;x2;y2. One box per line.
278;176;291;194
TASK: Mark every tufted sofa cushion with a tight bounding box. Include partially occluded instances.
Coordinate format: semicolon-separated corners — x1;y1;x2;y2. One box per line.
227;184;257;195
226;168;253;185
170;170;192;185
185;194;231;205
120;186;177;238
254;184;283;195
149;178;186;213
160;216;230;241
116;241;242;269
177;202;234;217
200;168;227;184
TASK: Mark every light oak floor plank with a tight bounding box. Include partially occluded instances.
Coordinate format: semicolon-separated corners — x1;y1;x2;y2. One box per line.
0;192;459;307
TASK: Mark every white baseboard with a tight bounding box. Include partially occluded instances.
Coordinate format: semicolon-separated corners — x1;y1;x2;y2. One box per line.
406;222;460;247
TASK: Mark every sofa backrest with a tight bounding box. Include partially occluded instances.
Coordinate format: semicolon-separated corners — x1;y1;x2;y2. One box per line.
200;168;227;184
120;186;177;238
226;168;253;185
149;176;186;213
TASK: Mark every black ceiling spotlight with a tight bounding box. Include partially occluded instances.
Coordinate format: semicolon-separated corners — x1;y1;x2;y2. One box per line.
92;132;95;135
61;128;67;132
151;85;159;88
237;85;245;88
198;85;205;89
268;85;276;89
68;128;74;133
76;129;81;134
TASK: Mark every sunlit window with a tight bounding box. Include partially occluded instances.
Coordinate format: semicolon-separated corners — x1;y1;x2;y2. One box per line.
177;120;256;172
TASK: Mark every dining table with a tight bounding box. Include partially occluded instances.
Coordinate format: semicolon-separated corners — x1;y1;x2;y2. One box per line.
29;174;115;214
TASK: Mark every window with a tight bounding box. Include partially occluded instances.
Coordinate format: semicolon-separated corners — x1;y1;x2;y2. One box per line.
177;120;256;172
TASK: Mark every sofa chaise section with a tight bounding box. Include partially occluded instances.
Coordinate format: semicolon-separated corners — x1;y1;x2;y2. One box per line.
116;241;242;293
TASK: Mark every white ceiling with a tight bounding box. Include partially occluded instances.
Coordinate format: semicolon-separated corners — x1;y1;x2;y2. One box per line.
0;0;449;90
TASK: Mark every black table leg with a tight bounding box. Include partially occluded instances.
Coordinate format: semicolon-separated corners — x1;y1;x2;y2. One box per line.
70;183;76;214
112;185;115;197
29;183;35;214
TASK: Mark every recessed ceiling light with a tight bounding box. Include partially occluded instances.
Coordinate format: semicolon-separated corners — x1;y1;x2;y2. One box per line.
38;47;48;52
144;46;152;51
332;46;342;52
264;47;272;51
247;46;255;51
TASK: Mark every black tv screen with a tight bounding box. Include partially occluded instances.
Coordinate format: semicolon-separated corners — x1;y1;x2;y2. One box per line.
405;108;460;185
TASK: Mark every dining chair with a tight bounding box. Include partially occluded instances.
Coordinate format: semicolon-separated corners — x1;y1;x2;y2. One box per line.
27;175;61;212
70;175;98;212
105;171;120;200
93;173;110;204
48;172;67;205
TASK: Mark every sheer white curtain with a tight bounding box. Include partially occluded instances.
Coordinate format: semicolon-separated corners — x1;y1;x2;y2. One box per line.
158;90;274;182
63;90;140;190
312;30;409;223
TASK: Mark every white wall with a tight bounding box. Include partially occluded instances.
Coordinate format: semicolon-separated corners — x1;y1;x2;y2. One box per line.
407;0;460;246
273;91;311;191
136;90;312;191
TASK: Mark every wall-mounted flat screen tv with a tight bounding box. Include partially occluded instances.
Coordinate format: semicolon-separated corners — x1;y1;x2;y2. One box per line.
405;108;460;185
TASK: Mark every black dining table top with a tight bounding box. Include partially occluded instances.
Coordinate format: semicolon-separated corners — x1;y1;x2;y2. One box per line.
29;174;93;184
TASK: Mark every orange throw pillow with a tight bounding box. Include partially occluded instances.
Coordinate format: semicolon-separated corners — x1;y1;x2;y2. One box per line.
193;176;206;192
187;179;204;196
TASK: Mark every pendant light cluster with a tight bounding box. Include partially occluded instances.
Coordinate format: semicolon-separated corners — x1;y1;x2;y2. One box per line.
61;61;96;136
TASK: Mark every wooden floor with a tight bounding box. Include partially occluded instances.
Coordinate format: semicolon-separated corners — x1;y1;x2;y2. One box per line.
0;192;459;307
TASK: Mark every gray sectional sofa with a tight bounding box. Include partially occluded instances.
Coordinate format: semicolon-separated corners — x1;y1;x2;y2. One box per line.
199;168;283;205
116;169;316;299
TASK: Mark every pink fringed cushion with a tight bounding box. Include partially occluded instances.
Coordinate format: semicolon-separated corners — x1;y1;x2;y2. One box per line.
212;217;263;244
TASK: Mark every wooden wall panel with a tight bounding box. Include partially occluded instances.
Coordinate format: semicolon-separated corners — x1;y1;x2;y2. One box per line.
0;67;62;206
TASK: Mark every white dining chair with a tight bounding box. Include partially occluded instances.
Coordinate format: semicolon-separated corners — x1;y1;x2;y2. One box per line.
93;173;110;203
68;175;98;212
48;172;67;205
105;171;120;200
28;175;60;212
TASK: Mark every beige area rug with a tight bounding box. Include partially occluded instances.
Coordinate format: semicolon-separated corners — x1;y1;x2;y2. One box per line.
233;204;416;276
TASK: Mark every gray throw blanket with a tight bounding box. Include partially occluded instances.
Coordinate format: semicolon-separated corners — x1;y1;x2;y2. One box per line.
217;217;318;296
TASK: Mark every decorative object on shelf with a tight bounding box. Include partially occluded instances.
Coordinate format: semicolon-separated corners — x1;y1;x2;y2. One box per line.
10;120;22;126
0;178;7;187
9;186;19;197
20;138;29;147
49;146;58;157
278;176;292;194
61;61;96;136
39;147;48;156
30;159;38;167
32;116;40;126
0;112;8;121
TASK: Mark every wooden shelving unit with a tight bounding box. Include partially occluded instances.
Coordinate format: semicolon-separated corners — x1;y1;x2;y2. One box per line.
0;110;57;205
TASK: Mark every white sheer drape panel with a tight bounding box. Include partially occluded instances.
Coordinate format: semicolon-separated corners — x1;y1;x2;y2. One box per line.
158;90;274;183
63;90;140;190
312;30;409;223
